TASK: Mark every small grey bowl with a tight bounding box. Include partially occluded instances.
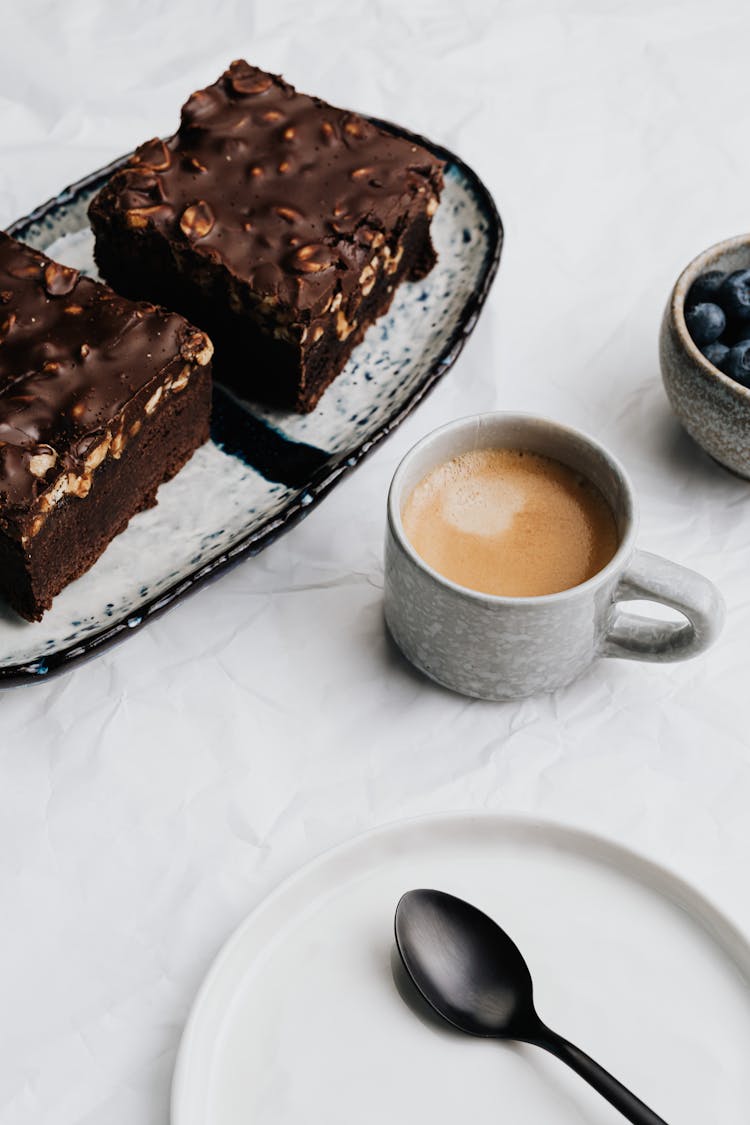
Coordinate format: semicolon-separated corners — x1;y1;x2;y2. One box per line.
660;233;750;478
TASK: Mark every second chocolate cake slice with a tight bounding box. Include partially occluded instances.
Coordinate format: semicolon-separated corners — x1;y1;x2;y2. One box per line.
88;60;444;413
0;232;212;621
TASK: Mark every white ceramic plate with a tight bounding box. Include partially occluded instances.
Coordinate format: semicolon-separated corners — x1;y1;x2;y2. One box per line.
171;814;750;1124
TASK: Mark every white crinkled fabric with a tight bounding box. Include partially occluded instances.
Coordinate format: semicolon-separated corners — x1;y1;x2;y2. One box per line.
0;1;749;1122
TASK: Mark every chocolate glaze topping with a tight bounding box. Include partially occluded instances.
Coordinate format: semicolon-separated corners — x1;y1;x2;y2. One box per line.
91;60;443;315
0;232;203;518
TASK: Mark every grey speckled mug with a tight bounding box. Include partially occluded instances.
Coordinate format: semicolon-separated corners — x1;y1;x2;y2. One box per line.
384;413;725;701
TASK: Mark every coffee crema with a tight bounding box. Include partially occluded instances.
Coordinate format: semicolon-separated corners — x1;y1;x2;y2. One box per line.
401;448;619;597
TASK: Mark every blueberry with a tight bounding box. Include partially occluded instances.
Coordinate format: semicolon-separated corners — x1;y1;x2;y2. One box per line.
720;339;750;387
719;269;750;321
687;270;726;307
701;341;730;369
726;319;750;346
684;301;726;346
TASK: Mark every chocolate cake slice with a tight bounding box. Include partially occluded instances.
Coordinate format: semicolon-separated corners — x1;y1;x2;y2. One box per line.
0;232;212;621
88;59;444;413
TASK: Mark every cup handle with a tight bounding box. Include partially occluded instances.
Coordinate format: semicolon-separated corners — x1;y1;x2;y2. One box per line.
601;549;725;663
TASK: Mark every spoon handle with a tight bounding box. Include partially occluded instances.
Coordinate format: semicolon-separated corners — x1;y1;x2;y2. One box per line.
535;1026;669;1125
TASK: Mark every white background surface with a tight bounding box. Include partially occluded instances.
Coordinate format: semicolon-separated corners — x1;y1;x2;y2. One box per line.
1;2;749;1122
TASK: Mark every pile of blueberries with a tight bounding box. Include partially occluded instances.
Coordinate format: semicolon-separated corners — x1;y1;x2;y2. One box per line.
684;269;750;387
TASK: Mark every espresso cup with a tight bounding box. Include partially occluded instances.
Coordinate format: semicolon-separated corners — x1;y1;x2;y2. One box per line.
384;413;725;701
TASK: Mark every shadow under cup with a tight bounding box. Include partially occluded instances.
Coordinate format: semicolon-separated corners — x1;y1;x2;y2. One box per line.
384;413;725;701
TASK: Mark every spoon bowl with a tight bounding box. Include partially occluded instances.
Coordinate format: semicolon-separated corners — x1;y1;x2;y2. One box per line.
395;888;538;1039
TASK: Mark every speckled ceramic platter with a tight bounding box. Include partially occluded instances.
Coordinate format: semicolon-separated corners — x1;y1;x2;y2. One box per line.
0;120;502;684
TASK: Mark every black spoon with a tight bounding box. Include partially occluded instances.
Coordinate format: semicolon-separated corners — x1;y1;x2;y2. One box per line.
394;889;669;1125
